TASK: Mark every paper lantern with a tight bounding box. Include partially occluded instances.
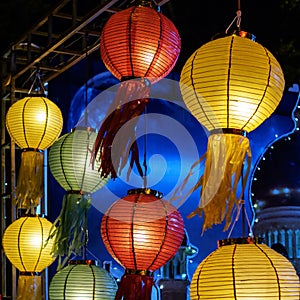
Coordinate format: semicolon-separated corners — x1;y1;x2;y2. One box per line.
49;260;118;300
2;215;56;299
178;31;285;232
101;188;185;300
92;0;181;179
190;237;300;299
5;95;63;211
48;127;109;269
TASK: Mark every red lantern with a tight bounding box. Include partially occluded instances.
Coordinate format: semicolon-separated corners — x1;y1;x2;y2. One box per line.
101;188;185;300
92;0;181;179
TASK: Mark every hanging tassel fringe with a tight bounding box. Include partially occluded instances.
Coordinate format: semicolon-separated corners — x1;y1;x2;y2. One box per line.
48;192;91;270
15;150;44;213
170;133;252;233
17;274;42;300
92;79;151;180
115;271;154;300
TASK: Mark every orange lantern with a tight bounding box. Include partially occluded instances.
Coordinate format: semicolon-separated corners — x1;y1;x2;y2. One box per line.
92;0;181;179
101;188;185;300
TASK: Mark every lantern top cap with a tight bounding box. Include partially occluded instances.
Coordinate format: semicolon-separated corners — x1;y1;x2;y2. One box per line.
26;92;46;97
218;236;264;247
127;188;163;198
71;126;96;133
212;29;256;41
68;259;99;266
18;212;48;219
130;0;158;10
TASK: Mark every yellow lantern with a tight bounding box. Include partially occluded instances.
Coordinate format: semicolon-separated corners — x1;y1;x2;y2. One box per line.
190;237;300;299
2;215;56;299
178;31;285;232
6;95;63;211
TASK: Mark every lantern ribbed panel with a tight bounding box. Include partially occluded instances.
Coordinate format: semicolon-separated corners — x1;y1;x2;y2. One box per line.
2;216;56;272
6;96;63;150
190;243;300;299
100;6;181;83
180;35;285;132
101;192;185;272
49;128;109;193
49;263;118;299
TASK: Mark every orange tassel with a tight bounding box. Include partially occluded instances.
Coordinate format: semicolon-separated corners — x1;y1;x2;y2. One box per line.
92;79;150;179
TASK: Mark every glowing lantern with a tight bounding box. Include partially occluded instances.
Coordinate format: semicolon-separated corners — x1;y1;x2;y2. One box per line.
178;30;285;232
5;95;63;212
48;127;109;269
49;260;118;300
92;0;181;179
190;237;300;299
101;188;185;300
2;215;56;299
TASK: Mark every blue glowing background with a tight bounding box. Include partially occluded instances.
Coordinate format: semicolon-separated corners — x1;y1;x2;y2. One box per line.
47;56;299;282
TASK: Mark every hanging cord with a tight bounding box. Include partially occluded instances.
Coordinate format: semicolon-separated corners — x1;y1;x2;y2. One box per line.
82;33;90;260
225;0;242;34
142;106;148;188
28;66;46;95
83;32;89;126
83;206;88;260
227;199;253;238
227;161;253;238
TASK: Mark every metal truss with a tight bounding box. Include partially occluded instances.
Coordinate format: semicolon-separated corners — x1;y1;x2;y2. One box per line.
1;0;171;98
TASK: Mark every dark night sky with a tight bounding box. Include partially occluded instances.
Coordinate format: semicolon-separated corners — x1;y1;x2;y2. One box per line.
0;0;299;87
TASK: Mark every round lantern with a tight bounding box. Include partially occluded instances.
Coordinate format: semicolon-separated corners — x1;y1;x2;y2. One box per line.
178;31;285;232
48;127;110;269
5;95;63;211
2;215;56;299
190;237;300;299
49;126;109;193
92;0;181;179
100;1;181;83
101;188;185;300
49;260;118;300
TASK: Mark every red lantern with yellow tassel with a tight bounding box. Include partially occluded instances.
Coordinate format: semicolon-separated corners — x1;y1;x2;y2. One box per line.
101;188;185;300
92;0;181;179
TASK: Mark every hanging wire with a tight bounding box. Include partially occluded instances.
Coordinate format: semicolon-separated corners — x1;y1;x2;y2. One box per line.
83;32;89;127
28;66;46;95
225;0;242;34
227;160;253;239
142;106;148;188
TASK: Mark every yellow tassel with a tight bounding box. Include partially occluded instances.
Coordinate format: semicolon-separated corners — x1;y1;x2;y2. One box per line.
15;150;44;212
17;274;42;300
170;133;251;234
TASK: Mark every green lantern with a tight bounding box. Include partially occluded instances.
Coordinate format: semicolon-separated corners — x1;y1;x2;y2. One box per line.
49;260;118;299
48;127;109;269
